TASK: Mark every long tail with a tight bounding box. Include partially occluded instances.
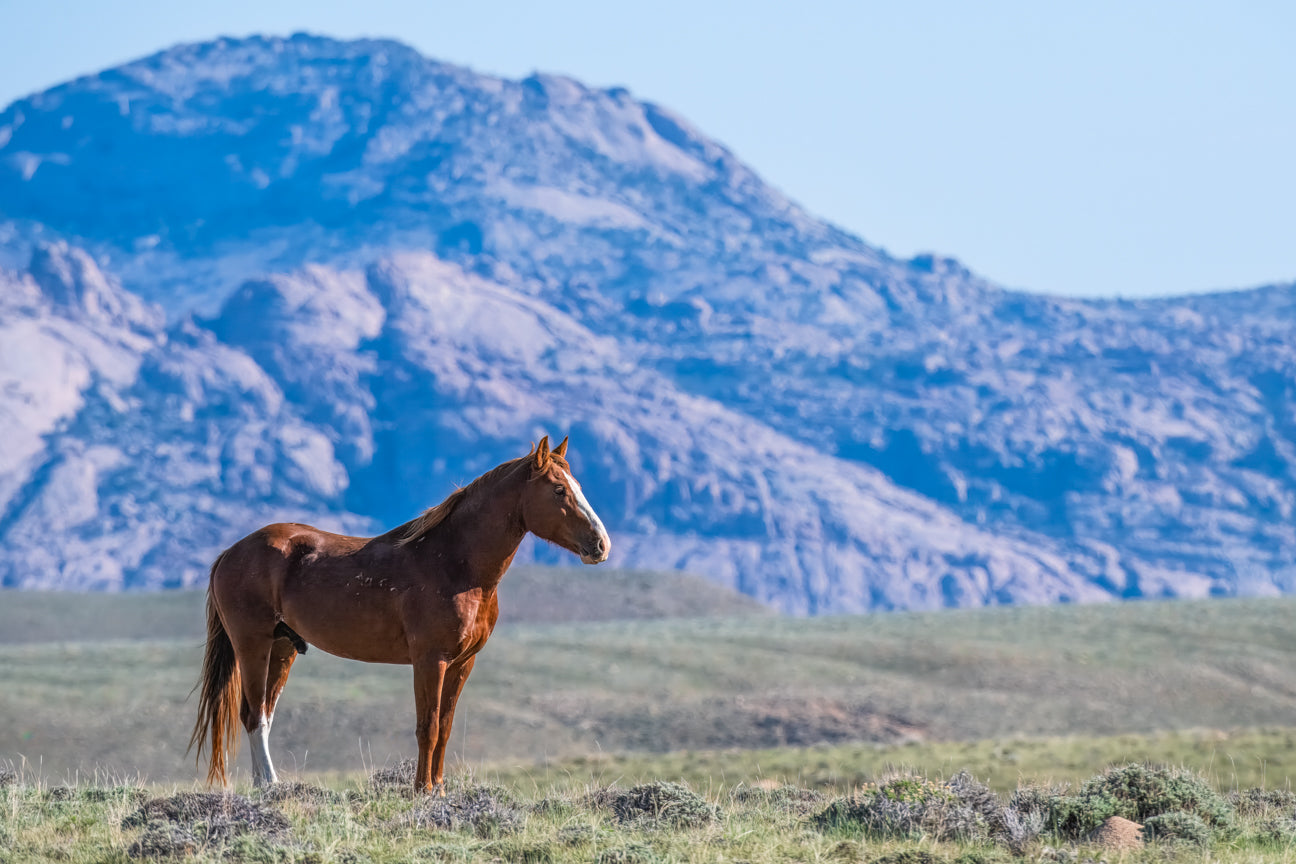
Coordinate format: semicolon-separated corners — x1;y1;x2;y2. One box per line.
187;553;241;785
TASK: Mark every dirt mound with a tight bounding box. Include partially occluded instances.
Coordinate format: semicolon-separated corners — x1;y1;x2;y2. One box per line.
1086;816;1143;850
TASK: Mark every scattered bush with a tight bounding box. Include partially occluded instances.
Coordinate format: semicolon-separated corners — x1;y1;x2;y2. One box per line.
1230;788;1296;818
369;759;417;792
1248;816;1296;845
814;772;1040;847
259;782;343;806
588;782;719;828
399;785;525;837
1143;811;1213;846
1080;764;1233;827
814;775;954;839
126;823;199;859
122;791;291;849
870;851;942;864
1041;789;1119;838
594;841;663;864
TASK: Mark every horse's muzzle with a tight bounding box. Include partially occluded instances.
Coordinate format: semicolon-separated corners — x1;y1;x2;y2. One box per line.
580;533;610;565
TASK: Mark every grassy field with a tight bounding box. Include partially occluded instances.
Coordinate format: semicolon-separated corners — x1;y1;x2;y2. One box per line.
6;760;1296;863
5;585;1296;793
9;586;1296;862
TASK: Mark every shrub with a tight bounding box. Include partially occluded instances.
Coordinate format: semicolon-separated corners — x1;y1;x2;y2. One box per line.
870;851;942;864
1230;788;1296;819
1248;817;1296;846
815;772;1036;846
369;759;416;792
126;823;199;860
259;782;343;806
1041;789;1120;838
122;791;291;844
588;782;719;828
399;785;525;837
1079;764;1233;827
594;842;662;864
1143;812;1213;846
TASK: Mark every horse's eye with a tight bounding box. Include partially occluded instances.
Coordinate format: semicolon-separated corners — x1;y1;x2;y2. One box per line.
554;485;566;497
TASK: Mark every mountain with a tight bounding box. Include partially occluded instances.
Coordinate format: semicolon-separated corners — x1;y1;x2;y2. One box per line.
1;34;1293;611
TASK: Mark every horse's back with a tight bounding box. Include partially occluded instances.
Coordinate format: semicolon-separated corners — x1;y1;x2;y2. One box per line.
211;522;366;604
211;522;411;662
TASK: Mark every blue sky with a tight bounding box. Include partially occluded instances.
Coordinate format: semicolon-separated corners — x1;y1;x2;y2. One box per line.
1;0;1293;298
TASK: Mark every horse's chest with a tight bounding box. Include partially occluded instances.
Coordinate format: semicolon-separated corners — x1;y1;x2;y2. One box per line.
454;597;498;660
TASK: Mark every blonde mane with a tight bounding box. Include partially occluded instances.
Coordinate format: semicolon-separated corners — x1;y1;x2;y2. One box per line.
396;444;570;547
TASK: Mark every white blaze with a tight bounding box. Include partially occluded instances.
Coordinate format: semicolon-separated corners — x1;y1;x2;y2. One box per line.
562;469;610;562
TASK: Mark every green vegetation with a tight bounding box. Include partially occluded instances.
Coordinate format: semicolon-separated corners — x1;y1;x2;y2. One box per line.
6;588;1296;861
3;763;1296;863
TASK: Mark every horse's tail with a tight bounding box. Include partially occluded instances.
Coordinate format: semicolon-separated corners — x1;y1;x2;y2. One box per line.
188;552;241;786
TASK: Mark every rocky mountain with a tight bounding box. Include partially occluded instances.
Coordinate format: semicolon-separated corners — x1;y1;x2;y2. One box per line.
1;34;1293;611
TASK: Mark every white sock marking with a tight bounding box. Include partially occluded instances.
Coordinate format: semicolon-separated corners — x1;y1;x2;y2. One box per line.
247;714;277;786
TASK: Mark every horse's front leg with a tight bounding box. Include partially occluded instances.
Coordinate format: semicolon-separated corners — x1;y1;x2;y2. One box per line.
412;655;448;795
430;656;477;788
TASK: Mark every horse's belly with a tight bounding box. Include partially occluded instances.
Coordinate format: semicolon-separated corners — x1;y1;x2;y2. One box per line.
281;592;411;664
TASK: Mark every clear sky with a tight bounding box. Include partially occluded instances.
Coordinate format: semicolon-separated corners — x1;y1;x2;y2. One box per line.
1;0;1293;298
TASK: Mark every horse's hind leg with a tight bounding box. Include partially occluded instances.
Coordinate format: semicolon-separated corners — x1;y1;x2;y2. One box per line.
265;637;298;722
230;634;280;787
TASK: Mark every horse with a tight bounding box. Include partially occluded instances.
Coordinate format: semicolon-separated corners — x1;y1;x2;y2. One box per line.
188;436;610;793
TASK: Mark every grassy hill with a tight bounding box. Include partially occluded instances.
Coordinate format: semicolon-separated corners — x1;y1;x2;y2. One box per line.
4;586;1296;790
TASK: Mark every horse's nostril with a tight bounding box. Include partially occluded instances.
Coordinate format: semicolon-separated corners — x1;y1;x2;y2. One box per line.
595;537;606;554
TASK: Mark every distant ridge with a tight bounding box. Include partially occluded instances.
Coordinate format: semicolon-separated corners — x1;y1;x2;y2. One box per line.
1;35;1295;611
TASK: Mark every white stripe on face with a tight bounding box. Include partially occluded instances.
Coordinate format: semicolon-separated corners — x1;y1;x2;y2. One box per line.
561;468;610;560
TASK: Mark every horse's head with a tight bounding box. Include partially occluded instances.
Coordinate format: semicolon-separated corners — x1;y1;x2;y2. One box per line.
520;436;611;565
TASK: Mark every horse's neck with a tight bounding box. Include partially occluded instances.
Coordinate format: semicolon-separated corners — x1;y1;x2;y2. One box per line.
436;466;528;589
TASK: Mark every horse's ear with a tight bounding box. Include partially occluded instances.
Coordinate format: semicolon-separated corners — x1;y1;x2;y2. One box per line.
553;436;568;458
534;436;551;468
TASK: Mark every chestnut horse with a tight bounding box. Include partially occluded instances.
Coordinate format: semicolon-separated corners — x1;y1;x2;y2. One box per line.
189;436;609;793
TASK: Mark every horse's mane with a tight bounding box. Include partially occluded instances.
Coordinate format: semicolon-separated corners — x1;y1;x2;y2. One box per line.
395;445;570;547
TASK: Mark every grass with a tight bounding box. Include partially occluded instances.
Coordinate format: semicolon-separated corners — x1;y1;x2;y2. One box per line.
7;594;1296;784
6;762;1296;864
8;588;1296;861
479;727;1296;796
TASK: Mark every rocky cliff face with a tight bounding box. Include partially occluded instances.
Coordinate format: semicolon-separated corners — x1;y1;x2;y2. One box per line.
1;35;1293;610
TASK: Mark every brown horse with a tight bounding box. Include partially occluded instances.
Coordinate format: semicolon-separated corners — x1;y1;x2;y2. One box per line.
189;436;609;793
